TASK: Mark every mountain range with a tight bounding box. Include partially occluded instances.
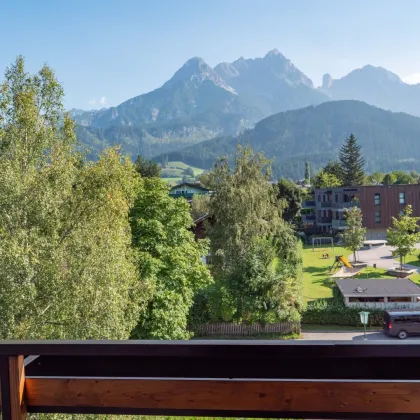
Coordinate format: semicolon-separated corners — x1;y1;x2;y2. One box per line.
156;100;420;179
72;49;420;174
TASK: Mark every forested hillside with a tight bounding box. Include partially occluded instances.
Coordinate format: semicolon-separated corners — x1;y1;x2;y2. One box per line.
156;100;420;179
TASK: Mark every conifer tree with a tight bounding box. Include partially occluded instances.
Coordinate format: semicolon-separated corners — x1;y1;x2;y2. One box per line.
339;134;365;186
304;161;310;184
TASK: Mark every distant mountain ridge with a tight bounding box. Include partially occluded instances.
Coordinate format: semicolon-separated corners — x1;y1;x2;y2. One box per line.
154;100;420;179
74;49;328;158
321;65;420;117
73;50;420;160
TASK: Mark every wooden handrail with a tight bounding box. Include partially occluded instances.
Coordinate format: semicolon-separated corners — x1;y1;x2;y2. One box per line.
0;340;419;419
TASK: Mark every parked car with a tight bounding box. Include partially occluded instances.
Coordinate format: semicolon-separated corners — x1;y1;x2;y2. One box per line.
383;310;420;339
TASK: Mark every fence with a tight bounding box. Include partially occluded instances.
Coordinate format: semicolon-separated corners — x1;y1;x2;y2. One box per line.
1;340;420;419
190;322;300;337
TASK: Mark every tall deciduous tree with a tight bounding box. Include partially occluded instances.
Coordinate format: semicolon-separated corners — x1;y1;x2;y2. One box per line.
0;56;144;340
339;134;365;186
365;171;384;186
130;178;212;339
312;171;342;188
342;207;366;263
387;205;420;270
204;146;302;322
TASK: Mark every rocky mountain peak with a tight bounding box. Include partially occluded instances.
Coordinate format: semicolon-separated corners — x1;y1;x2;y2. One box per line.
163;56;236;94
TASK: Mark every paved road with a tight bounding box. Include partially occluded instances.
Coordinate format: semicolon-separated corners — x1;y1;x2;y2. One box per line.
301;330;420;340
354;244;420;271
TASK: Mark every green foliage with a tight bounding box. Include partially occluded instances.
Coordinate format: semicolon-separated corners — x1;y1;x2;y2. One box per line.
130;178;212;339
0;57;143;341
304;161;310;184
383;172;397;185
312;170;342;188
323;160;342;180
275;178;303;222
201;146;302;323
135;155;161;178
387;205;420;270
365;171;384;185
190;193;211;221
343;207;366;262
302;295;384;327
339;133;365;186
183;166;194;177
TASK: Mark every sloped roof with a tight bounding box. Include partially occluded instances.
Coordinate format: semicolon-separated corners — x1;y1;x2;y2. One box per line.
169;183;210;192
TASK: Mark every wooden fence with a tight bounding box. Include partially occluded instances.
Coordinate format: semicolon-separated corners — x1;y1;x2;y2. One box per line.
190;322;300;337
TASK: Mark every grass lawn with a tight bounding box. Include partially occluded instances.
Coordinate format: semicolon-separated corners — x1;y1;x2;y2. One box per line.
302;246;394;302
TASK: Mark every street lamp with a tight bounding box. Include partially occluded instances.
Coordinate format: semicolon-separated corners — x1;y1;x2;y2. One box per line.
359;311;370;340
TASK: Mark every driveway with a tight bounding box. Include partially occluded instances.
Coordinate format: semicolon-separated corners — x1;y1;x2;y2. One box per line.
301;330;420;340
353;244;420;271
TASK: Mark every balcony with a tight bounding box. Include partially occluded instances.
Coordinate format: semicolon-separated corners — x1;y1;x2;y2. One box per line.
332;219;347;229
331;201;360;210
1;340;420;419
302;200;316;209
320;202;332;208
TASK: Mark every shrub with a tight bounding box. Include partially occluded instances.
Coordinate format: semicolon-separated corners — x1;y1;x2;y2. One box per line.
302;289;384;327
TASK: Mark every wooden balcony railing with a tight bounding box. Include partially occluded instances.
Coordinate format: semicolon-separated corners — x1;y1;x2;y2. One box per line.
1;340;420;419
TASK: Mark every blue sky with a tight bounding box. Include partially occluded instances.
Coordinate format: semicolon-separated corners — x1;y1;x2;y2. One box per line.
2;0;420;109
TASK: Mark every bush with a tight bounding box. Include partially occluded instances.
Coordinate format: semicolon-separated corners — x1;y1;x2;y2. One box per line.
302;289;384;327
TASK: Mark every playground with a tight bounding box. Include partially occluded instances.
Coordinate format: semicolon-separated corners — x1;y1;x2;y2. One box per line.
302;239;420;302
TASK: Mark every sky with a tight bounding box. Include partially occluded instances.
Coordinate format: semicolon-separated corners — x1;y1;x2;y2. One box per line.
2;0;420;110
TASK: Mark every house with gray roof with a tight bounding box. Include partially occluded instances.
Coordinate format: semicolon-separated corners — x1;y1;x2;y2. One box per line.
336;278;420;308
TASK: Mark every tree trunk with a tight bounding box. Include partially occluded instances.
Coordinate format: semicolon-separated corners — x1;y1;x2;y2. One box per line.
353;250;356;263
400;255;403;271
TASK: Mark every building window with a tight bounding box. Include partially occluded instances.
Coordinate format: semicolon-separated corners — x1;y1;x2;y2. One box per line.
375;211;381;224
335;194;338;203
399;192;405;204
317;195;321;202
374;193;380;205
318;210;321;217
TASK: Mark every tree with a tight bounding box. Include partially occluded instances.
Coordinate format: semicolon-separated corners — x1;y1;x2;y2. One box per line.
183;166;194;177
387;205;420;270
203;146;302;322
342;207;366;263
312;171;342;188
130;178;212;339
304;161;310;184
339;134;365;186
365;171;384;185
391;170;415;185
0;56;145;340
383;172;397;185
276;178;303;222
135;155;161;178
323;160;342;180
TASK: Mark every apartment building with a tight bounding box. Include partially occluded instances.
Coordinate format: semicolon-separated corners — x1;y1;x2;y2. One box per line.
304;184;420;239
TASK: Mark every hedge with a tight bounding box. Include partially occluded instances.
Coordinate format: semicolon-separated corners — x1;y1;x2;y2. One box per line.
302;287;385;327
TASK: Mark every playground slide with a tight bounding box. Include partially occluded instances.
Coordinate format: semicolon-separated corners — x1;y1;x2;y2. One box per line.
339;256;352;268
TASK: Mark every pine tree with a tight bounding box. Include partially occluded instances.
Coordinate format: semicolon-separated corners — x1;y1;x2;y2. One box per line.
304;161;310;184
339;134;365;186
